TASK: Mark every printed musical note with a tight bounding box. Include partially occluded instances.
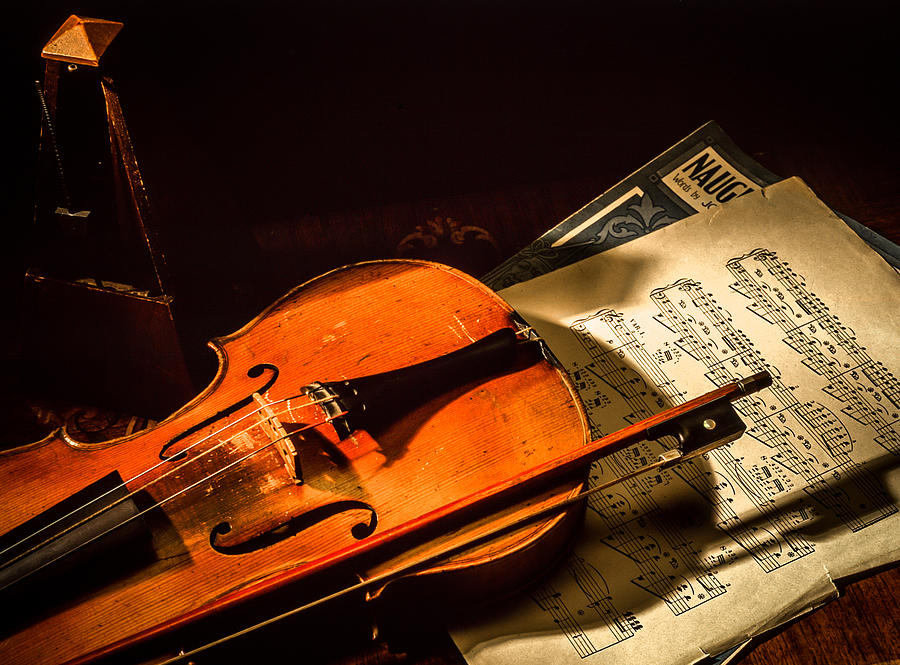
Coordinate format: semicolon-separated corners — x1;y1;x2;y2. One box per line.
572;308;815;573
453;179;900;665
728;249;900;455
652;280;895;532
531;555;636;657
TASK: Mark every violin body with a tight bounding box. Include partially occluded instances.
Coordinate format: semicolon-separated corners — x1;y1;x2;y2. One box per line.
0;260;589;665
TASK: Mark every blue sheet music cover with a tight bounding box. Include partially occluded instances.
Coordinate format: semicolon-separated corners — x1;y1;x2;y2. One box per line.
482;121;900;290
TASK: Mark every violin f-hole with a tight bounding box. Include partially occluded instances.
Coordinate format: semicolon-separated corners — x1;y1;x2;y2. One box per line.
209;500;379;556
159;364;280;461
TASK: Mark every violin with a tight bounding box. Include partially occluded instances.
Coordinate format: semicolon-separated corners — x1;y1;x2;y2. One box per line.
0;260;769;665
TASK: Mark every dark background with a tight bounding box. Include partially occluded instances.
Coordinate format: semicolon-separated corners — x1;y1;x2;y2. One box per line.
3;0;898;401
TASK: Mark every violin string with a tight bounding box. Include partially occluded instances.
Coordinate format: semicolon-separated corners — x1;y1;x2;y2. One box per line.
514;325;545;344
0;411;347;593
0;394;333;572
0;392;327;565
156;444;684;664
157;566;400;665
75;377;754;661
4;330;526;564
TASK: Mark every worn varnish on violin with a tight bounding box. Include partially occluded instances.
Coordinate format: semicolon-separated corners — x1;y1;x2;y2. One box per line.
0;261;769;665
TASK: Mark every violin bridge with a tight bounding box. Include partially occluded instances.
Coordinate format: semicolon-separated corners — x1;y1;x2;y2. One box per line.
252;393;303;483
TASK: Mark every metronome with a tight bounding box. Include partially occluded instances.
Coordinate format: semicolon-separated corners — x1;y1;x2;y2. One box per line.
24;15;194;417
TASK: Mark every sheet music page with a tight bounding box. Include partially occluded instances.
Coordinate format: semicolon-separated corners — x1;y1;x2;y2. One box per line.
451;178;900;665
482;122;900;291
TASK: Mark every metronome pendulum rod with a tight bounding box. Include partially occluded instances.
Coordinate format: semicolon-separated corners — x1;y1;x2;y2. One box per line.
34;80;73;212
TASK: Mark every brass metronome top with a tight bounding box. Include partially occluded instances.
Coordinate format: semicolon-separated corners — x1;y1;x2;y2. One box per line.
42;14;123;66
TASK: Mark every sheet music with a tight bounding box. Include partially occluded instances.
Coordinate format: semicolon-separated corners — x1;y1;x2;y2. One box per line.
451;179;900;665
481;122;900;291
